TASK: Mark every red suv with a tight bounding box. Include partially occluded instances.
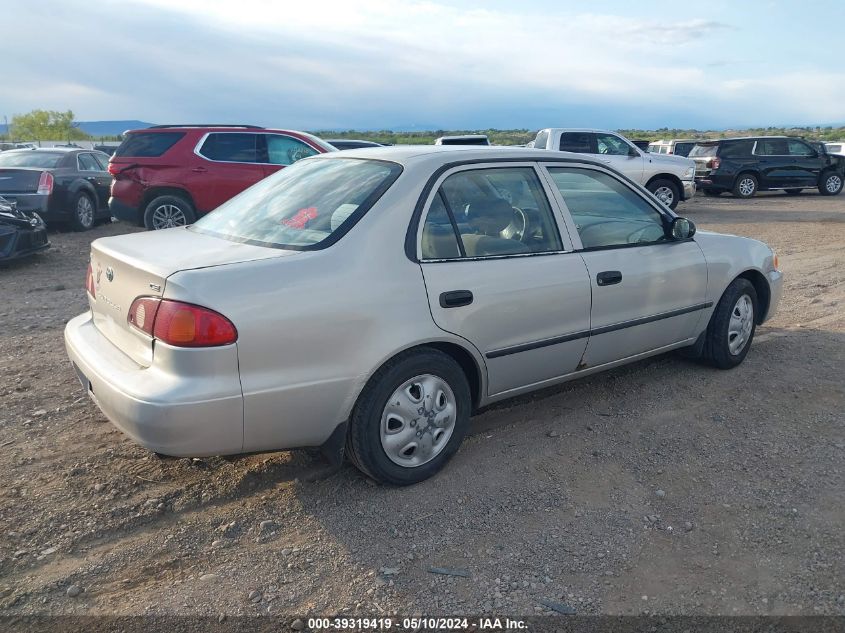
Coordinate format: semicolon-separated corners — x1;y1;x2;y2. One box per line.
108;125;335;229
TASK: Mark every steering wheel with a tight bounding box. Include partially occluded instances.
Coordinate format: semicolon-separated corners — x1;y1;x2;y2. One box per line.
501;206;528;241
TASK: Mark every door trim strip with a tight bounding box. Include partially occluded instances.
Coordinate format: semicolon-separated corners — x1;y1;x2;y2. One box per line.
485;301;713;359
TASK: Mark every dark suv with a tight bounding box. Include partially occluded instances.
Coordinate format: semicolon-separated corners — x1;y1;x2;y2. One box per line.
690;136;844;198
108;125;335;229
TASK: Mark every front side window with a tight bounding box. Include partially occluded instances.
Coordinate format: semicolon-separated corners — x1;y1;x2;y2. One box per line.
199;133;260;162
595;134;631;156
755;139;789;156
548;167;666;249
787;139;815;156
421;167;562;259
264;135;318;166
92;153;110;170
191;158;400;249
77;153;100;171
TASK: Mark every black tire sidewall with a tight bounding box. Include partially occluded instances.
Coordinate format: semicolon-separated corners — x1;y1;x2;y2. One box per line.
347;349;471;485
143;195;196;230
71;191;95;231
733;174;757;198
648;179;680;209
704;278;758;369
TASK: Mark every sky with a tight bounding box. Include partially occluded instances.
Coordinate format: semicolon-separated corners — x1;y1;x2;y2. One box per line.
2;0;844;131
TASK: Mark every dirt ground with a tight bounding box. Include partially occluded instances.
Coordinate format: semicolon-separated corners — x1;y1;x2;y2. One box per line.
0;191;843;620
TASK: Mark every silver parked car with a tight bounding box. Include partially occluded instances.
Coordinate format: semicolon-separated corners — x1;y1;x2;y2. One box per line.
65;146;783;485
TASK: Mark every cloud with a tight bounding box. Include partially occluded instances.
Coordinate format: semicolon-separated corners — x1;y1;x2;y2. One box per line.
0;0;842;129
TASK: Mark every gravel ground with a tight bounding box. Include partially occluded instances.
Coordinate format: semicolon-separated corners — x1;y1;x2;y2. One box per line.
0;191;843;619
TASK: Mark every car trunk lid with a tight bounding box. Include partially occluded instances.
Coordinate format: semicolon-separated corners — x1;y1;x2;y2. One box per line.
0;168;43;194
89;227;292;366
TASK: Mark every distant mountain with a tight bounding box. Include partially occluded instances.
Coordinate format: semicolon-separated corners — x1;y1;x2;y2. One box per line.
0;120;155;138
76;120;155;136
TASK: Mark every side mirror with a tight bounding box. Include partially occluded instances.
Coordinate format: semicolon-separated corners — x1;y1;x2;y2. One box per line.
670;216;696;240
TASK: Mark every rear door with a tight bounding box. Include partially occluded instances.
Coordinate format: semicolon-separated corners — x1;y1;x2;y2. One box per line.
753;138;792;188
543;164;708;367
194;132;267;210
77;152;111;208
416;163;592;397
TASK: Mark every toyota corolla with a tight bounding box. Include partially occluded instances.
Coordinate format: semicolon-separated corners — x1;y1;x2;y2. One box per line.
65;146;783;485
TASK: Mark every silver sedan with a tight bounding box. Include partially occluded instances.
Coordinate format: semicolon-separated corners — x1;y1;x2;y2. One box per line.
65;146;783;485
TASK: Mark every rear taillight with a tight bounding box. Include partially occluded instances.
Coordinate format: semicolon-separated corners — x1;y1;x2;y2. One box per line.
706;157;721;170
37;171;54;195
128;297;237;347
107;163;121;176
85;263;96;298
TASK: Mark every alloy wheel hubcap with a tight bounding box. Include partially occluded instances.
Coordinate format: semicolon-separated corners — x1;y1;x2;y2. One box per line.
654;186;674;206
728;294;754;355
152;204;187;229
380;374;457;467
77;196;93;227
827;175;842;193
739;179;755;196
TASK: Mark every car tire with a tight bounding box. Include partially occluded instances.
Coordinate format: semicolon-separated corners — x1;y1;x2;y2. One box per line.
70;191;96;231
818;171;843;196
702;278;758;369
143;195;196;230
732;173;758;198
346;348;471;486
647;179;680;209
703;188;721;197
784;188;803;195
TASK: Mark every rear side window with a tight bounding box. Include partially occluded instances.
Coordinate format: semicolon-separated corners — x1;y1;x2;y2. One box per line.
560;132;593;153
199;133;260;162
114;132;185;158
755;139;789;156
689;144;718;158
191;158;401;249
718;141;754;158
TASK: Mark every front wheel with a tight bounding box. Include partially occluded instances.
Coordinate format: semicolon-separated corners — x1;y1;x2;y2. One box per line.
702;278;758;369
71;191;96;231
647;179;680;209
819;171;843;196
143;195;196;230
346;349;471;485
732;174;758;198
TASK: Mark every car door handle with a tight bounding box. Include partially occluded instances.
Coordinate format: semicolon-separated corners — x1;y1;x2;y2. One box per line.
596;271;622;286
439;290;473;308
191;167;208;173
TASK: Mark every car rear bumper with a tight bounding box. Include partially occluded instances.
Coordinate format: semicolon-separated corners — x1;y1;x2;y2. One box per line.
108;196;140;224
64;311;245;456
0;193;49;214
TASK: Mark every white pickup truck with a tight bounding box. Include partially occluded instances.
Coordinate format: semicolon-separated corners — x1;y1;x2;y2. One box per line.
530;128;696;209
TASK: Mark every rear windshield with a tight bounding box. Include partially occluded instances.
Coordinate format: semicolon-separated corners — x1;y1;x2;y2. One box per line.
114;132;185;158
0;151;63;168
673;142;695;156
191;158;402;250
689;144;718;158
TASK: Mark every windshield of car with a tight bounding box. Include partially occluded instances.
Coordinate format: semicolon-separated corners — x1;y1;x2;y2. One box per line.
191;158;401;249
689;144;718;157
0;151;63;168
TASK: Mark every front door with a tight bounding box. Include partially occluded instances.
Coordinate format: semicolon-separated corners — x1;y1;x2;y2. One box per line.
590;132;645;184
417;164;592;397
543;164;708;368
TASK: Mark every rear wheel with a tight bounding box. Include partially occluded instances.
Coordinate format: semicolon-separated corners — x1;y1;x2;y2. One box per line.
647;178;680;209
346;348;471;485
143;195;196;230
784;188;803;195
702;278;758;369
819;171;843;196
732;174;758;198
71;191;96;231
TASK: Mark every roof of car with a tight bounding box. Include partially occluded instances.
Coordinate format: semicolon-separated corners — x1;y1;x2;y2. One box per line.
2;147;83;153
313;144;590;167
699;136;792;144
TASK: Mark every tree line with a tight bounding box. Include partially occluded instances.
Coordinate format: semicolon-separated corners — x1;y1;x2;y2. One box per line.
2;109;844;145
